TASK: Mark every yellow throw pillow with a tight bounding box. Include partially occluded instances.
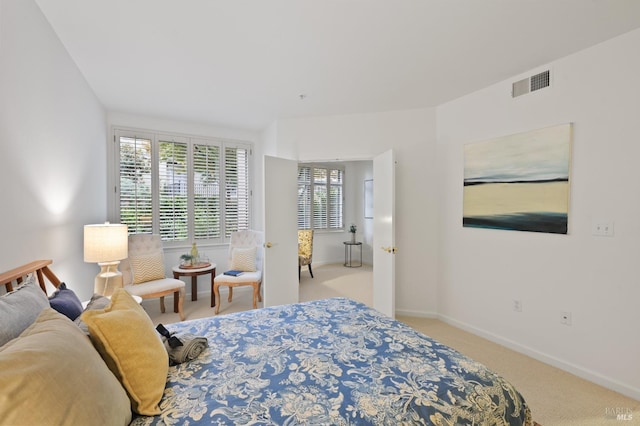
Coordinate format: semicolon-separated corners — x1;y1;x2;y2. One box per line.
129;252;166;284
230;246;257;272
82;289;168;415
0;308;132;425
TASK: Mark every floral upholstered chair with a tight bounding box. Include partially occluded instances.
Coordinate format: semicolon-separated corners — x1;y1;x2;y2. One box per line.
298;229;314;280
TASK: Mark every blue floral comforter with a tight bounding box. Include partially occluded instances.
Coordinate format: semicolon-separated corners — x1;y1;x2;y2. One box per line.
131;298;531;425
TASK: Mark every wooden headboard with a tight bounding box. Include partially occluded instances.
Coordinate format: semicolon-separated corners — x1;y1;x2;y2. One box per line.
0;260;61;294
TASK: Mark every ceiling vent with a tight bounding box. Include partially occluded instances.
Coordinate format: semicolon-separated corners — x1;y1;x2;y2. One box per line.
512;70;550;98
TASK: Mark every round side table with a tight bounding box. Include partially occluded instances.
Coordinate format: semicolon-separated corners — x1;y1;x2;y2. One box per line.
343;241;363;267
172;263;217;306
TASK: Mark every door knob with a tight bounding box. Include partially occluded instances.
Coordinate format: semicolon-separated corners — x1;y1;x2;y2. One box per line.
381;246;398;253
264;242;273;248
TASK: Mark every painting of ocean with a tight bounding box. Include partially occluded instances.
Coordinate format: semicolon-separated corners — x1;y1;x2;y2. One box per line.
463;124;572;234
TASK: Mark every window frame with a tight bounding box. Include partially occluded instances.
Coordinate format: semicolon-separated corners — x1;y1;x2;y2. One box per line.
109;127;253;246
297;163;345;232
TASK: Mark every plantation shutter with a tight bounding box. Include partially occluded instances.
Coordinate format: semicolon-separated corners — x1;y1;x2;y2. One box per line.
118;135;153;234
115;128;251;243
193;143;221;240
313;168;328;229
224;146;250;238
297;164;344;231
297;167;311;229
328;169;343;229
158;137;188;241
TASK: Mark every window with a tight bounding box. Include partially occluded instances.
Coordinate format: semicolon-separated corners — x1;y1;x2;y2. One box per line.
114;128;251;242
297;164;344;230
159;137;188;240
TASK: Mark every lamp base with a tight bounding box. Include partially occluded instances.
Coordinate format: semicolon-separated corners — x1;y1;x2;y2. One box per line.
94;261;123;297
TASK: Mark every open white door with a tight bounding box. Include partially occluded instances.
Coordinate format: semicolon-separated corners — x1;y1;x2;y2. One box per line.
373;149;396;317
263;155;299;307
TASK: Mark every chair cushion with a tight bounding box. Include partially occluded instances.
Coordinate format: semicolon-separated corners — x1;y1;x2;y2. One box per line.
81;289;168;415
124;278;185;296
230;247;257;272
129;252;166;284
0;278;50;347
0;308;132;425
215;270;262;284
48;282;83;320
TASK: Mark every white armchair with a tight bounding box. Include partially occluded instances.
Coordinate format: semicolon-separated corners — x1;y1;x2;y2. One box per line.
120;234;185;321
213;230;263;314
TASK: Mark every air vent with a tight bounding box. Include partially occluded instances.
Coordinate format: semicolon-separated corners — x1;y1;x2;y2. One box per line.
512;69;550;98
530;70;550;91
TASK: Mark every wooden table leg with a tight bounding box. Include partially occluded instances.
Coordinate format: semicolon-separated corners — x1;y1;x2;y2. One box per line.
191;276;197;301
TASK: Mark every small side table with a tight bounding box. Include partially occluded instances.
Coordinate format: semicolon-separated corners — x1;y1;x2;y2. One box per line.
172;263;216;306
343;241;363;268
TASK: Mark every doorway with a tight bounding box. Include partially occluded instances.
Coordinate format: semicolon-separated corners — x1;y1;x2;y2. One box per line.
263;150;395;317
298;160;374;263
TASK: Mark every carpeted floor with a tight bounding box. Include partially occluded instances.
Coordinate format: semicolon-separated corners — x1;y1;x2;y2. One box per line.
145;263;639;425
399;316;640;425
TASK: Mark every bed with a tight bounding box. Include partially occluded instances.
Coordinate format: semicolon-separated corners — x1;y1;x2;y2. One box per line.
132;297;531;425
1;260;532;425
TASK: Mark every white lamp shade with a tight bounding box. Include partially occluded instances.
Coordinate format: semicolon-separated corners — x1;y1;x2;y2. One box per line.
84;223;128;263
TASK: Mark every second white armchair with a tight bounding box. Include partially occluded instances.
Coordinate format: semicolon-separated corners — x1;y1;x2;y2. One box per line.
213;230;263;314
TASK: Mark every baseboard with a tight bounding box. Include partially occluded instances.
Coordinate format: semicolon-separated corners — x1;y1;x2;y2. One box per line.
395;308;438;318
311;260;372;268
437;314;640;401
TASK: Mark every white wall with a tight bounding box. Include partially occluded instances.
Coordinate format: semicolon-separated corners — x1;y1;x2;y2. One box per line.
0;0;106;300
345;160;374;265
108;112;258;145
257;121;279;231
275;110;439;316
436;29;640;399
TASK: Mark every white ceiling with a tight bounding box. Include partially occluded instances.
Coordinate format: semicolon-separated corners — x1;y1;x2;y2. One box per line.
36;0;640;131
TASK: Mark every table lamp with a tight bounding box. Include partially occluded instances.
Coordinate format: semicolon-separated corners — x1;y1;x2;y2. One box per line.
84;223;128;296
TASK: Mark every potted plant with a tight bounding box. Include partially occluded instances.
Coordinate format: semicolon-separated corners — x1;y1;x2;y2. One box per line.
349;224;357;243
180;254;195;267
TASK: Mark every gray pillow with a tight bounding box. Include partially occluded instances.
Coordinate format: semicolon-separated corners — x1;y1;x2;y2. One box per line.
74;293;111;334
0;277;50;346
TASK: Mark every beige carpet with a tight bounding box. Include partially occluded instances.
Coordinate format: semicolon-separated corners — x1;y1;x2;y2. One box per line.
145;263;639;425
399;316;640;425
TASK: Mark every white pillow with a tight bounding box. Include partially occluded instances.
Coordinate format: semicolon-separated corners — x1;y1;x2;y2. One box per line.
230;247;257;272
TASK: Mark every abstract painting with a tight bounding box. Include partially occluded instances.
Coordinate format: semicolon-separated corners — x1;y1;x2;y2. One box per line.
463;124;572;234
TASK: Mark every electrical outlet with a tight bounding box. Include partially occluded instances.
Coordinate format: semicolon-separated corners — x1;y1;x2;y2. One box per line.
592;221;614;237
560;311;572;325
513;300;522;312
